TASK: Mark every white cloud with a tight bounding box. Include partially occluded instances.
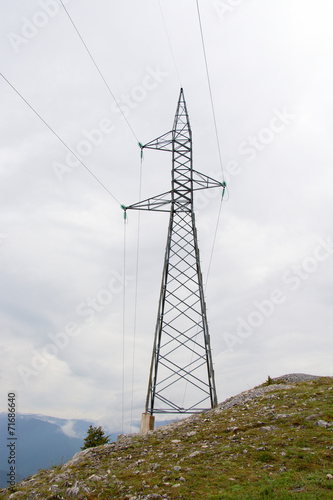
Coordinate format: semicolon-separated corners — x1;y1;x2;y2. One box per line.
59;420;79;439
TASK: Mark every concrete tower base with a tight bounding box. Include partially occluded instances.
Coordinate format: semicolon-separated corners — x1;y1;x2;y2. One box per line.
140;413;155;433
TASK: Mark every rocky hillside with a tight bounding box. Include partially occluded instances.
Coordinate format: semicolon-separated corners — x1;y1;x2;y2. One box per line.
1;374;333;500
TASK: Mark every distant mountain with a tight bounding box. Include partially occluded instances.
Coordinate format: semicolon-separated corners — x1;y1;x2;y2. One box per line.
0;413;119;488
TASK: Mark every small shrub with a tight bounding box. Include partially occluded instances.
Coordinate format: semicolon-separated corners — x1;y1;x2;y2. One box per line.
81;425;110;450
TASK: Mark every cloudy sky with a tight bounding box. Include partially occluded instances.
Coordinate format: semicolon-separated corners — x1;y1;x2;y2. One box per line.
1;0;332;433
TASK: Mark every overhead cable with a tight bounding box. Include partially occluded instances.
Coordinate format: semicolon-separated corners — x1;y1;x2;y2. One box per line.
0;73;120;205
195;0;229;291
122;219;127;435
59;0;139;143
195;0;225;182
157;0;182;86
130;152;144;429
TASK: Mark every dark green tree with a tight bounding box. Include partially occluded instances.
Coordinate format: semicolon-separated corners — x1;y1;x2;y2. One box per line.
81;425;110;450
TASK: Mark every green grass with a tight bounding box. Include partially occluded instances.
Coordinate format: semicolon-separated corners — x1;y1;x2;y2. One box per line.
1;377;332;499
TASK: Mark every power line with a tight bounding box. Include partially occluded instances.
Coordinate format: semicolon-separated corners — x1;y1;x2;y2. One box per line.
205;197;224;284
59;0;139;143
195;0;228;293
130;153;144;430
157;0;182;86
122;219;128;435
0;73;120;205
195;0;225;182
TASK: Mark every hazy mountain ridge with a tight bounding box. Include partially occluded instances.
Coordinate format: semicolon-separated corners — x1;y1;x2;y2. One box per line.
0;414;105;487
1;374;332;499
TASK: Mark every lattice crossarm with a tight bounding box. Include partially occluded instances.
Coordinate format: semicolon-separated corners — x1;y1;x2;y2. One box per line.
192;168;226;191
142;130;173;151
124;190;172;212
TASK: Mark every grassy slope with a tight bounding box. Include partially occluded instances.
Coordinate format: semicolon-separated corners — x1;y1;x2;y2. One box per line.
1;377;333;500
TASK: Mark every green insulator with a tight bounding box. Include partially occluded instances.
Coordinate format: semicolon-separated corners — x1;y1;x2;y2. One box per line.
120;205;127;220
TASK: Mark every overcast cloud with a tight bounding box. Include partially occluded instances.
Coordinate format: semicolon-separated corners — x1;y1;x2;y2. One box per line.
0;0;332;433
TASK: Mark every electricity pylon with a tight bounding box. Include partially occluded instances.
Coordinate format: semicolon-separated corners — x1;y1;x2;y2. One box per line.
123;88;226;429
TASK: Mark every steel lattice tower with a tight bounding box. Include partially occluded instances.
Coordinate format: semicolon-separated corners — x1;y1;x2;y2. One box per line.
123;89;226;424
